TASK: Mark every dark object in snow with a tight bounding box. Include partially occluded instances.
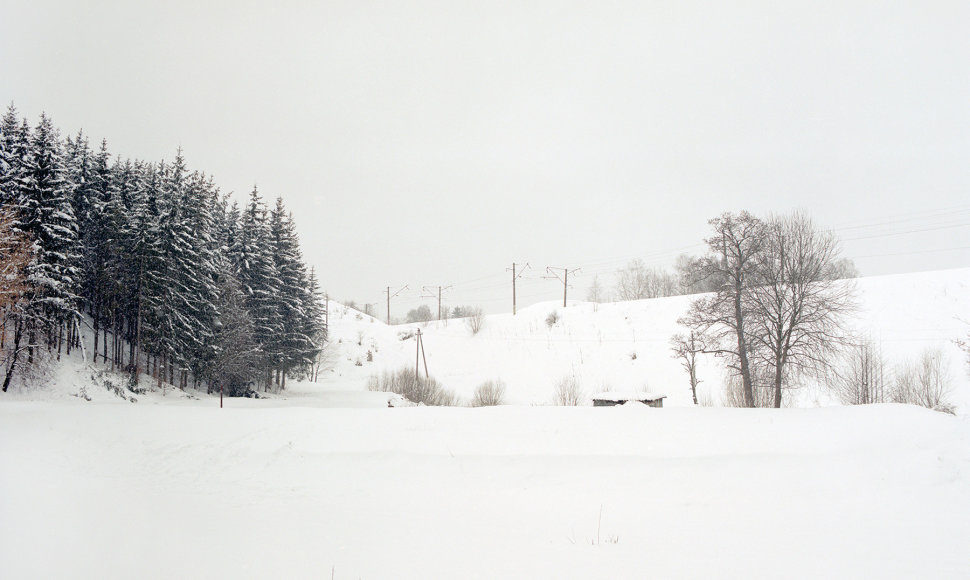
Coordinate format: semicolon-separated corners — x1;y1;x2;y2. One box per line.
591;392;666;408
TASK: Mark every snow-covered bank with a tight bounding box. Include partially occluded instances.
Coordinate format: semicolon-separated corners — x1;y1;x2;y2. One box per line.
1;402;967;579
317;267;970;411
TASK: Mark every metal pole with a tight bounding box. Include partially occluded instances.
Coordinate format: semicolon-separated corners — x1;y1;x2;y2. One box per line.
512;262;517;315
563;268;568;307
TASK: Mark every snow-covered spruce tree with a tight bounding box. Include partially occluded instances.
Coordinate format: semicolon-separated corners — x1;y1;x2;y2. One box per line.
102;156;141;371
2;109;326;395
135;161;172;386
267;197;317;387
17;113;81;354
304;266;328;381
71;136;119;363
171;168;219;388
144;152;219;390
232;186;282;391
1;104;29;207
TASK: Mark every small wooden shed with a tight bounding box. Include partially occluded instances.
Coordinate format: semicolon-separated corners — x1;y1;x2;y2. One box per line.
591;392;667;408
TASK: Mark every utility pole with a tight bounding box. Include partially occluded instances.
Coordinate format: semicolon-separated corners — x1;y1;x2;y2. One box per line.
507;262;531;315
415;328;429;382
544;266;581;307
421;285;453;321
384;285;408;325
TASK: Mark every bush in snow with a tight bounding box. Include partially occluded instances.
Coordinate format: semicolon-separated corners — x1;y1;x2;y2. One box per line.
553;375;584;406
367;367;458;406
472;379;506;406
545;310;559;328
723;371;775;408
465;307;485;335
892;348;954;414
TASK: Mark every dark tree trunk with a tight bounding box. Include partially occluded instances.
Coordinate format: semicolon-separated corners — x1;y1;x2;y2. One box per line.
2;321;24;392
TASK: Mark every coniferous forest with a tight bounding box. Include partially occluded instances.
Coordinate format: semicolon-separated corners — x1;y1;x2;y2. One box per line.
0;105;327;395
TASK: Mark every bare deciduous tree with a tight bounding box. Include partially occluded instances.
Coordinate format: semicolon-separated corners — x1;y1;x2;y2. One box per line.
0;207;31;311
1;207;34;392
586;275;606;303
823;257;860;281
670;331;705;405
674;253;725;295
613;259;679;301
748;212;856;407
680;211;765;407
829;338;887;405
406;304;434;324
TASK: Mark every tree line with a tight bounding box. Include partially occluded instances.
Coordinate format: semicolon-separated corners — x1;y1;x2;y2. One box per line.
588;242;857;303
0;105;326;395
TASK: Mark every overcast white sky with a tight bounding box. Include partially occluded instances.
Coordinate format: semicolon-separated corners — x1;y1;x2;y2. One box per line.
3;1;969;316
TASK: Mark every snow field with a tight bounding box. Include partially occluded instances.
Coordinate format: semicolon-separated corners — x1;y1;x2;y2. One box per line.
1;402;968;579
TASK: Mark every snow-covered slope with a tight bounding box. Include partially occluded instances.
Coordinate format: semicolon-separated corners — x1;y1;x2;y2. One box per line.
312;268;970;412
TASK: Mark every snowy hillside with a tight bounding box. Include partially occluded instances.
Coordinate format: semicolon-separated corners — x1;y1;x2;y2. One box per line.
311;268;970;412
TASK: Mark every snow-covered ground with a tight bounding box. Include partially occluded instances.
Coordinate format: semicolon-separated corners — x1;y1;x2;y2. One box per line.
2;268;969;579
1;402;968;579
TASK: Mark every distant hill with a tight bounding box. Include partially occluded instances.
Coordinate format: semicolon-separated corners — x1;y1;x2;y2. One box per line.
312;268;970;412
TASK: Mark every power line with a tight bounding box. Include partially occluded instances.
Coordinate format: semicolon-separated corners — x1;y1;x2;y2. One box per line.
543;266;581;307
384;285;408;325
508;262;530;315
842;221;970;242
421;285;453;321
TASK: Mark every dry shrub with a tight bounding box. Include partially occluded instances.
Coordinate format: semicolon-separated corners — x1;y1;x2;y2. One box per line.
472;379;506;406
553;375;584;406
892;348;954;414
722;372;776;408
545;310;559;328
367;367;458;406
466;307;485;335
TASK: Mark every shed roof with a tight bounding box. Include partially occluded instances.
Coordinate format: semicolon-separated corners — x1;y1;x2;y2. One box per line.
590;391;667;402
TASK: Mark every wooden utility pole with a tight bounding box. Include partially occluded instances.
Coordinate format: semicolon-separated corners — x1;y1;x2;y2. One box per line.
384;285;408;325
421;285;453;320
544;266;581;307
415;328;429;382
507;262;530;315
